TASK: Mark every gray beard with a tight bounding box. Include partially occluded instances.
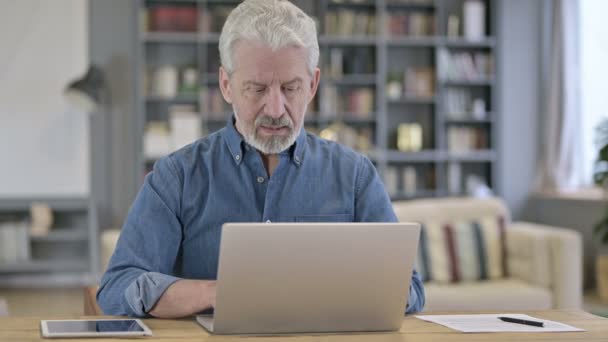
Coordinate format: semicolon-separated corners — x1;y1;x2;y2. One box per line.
234;110;299;154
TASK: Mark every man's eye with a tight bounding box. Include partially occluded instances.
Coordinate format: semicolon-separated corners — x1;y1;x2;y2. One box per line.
284;86;297;92
254;87;265;93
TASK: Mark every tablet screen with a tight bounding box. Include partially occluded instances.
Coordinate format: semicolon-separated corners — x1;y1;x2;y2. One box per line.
46;320;145;334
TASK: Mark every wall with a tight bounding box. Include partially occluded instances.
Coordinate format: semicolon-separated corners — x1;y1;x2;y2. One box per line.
89;0;138;229
496;0;542;219
0;0;89;197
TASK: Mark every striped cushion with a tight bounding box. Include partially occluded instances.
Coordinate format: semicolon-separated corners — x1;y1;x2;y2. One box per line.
415;215;507;283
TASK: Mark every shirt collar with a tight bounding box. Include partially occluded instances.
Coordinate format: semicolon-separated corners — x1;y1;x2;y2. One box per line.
223;115;307;167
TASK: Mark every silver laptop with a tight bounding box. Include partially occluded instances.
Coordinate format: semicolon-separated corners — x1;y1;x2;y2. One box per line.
196;222;420;335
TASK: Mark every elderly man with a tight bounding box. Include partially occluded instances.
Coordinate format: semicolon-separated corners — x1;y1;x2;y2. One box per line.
97;0;424;318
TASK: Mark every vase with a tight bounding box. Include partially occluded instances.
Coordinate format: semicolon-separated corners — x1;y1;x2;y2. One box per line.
598;254;608;301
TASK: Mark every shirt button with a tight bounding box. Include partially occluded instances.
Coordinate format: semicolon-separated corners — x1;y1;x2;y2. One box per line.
257;176;265;183
235;154;241;161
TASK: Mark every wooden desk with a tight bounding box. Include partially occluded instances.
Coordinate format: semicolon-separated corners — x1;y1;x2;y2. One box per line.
1;310;606;341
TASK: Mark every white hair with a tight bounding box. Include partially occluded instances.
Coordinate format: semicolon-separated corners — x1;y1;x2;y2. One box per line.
219;0;319;75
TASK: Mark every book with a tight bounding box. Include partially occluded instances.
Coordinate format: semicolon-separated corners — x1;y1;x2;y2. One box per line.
169;105;203;150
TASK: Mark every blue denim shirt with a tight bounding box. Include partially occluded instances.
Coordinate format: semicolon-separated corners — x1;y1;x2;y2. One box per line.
97;117;425;317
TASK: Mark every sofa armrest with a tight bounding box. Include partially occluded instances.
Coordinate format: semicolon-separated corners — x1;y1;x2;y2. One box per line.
506;222;582;309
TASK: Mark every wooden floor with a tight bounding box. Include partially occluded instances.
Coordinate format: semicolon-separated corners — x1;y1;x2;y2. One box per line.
0;288;82;316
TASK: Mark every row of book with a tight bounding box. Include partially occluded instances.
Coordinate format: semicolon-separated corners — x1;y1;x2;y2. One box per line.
325;10;376;36
438;48;494;81
144;105;203;159
324;48;376;77
386;13;436;37
321;86;375;118
143;5;233;33
386;67;435;100
0;220;30;264
447;126;488;152
383;166;435;197
145;65;199;99
444;89;488;120
308;123;374;153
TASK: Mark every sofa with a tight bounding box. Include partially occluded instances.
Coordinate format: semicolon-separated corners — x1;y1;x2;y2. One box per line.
392;197;583;312
97;196;583;314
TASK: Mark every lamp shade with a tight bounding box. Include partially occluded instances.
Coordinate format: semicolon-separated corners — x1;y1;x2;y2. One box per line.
64;65;105;113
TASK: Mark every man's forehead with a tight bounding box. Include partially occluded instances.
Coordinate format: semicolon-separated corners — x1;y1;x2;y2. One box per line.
241;75;304;86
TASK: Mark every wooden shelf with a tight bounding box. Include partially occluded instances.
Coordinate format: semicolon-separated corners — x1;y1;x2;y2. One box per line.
386;36;438;47
388;96;436;105
143;32;220;43
324;74;377;86
146;95;198;103
446;150;497;162
440;37;497;48
30;229;89;243
319;35;377;46
386;150;442;162
442;78;496;87
0;197;89;211
0;260;88;273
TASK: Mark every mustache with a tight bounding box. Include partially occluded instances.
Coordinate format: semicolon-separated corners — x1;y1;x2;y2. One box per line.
255;115;293;129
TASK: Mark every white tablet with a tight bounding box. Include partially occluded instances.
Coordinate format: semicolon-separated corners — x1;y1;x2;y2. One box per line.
40;319;152;338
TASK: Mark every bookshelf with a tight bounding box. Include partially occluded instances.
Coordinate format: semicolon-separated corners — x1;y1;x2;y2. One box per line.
0;197;99;286
134;0;499;200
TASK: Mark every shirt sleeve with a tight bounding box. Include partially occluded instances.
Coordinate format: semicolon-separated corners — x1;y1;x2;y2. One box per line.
354;155;426;314
97;156;184;317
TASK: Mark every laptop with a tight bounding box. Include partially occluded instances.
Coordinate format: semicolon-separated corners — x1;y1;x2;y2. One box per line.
196;222;420;335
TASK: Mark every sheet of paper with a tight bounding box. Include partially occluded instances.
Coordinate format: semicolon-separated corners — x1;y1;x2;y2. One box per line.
415;313;585;333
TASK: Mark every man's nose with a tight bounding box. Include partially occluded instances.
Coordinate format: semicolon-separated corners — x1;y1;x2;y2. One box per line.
264;86;286;118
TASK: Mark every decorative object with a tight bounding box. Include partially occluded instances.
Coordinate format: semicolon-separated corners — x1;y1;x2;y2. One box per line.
447;15;460;37
403;167;417;196
151;65;178;98
463;0;485;41
29;202;53;237
397;123;423;152
386;72;403;100
319;121;358;150
169;105;203;150
472;98;486;119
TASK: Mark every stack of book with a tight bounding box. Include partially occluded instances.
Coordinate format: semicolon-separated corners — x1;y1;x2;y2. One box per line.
200;6;234;33
325;10;376;35
144;105;203;159
438;48;494;81
404;67;435;98
386;12;436;36
0;219;30;264
447;126;488;152
325;48;376;76
200;87;227;118
323;86;375;117
444;89;472;118
145;5;198;32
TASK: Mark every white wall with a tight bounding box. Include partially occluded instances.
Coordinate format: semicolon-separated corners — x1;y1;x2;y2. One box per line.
0;0;89;197
497;0;542;219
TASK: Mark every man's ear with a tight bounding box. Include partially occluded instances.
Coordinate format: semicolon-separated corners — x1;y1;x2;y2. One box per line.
219;66;233;104
308;67;321;103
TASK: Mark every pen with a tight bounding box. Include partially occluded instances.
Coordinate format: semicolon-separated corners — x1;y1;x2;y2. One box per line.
498;316;544;327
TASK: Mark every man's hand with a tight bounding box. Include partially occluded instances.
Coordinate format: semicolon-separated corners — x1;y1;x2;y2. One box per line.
149;279;216;318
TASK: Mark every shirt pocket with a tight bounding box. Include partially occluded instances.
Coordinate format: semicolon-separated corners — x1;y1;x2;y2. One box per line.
294;214;352;222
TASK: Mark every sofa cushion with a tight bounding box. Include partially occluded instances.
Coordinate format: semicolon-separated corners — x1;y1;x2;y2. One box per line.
415;215;507;283
423;279;553;312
